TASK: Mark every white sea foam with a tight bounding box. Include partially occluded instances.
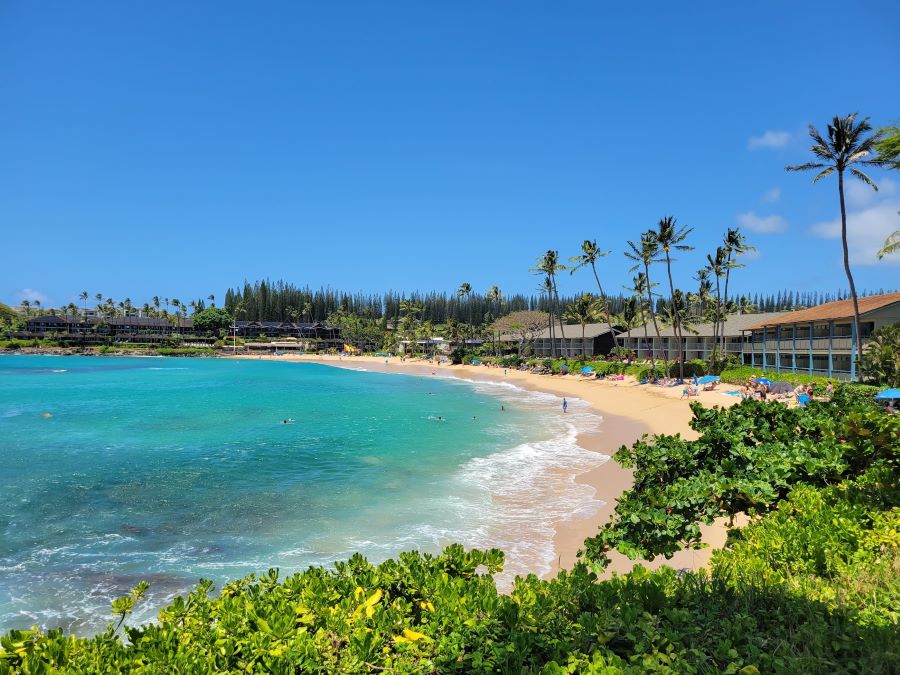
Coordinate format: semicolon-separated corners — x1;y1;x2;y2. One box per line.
417;376;609;587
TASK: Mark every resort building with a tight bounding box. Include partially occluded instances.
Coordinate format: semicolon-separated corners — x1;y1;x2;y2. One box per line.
530;322;618;358
617;313;786;363
740;292;900;380
21;315;193;340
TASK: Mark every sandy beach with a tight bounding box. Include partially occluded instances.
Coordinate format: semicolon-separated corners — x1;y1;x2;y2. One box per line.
224;352;742;578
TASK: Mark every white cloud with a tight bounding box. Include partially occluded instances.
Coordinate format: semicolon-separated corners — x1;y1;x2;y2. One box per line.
761;186;782;203
736;211;788;233
809;201;900;265
748;130;792;150
17;288;49;304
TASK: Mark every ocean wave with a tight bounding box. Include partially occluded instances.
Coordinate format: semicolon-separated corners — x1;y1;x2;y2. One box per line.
452;419;609;586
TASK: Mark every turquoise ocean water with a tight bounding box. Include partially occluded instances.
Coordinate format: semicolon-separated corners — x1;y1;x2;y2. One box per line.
0;355;605;634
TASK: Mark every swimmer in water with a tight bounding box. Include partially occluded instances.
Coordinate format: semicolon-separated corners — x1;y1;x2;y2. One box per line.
501;405;505;411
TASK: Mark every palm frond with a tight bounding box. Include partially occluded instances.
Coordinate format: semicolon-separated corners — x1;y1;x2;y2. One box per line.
785;162;826;172
812;167;835;183
877;229;900;259
849;168;878;190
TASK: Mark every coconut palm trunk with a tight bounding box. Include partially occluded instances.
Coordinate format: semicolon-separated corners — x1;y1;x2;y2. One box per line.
663;255;684;379
838;171;863;366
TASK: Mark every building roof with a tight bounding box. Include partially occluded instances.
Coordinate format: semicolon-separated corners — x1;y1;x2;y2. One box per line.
620;312;787;339
533;321;618;340
744;292;900;330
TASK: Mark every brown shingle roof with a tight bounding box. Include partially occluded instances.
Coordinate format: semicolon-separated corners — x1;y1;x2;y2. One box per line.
744;292;900;330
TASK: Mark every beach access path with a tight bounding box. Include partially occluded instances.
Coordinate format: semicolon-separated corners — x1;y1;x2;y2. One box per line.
225;353;745;579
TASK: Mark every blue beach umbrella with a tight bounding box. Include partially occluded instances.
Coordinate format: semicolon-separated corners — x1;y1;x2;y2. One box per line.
875;388;900;400
754;377;773;386
581;366;595;374
697;375;720;384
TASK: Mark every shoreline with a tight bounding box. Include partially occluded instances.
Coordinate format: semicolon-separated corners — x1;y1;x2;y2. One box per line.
225;353;741;578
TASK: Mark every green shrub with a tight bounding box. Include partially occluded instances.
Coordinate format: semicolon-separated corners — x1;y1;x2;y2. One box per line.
720;366;836;391
584;397;899;563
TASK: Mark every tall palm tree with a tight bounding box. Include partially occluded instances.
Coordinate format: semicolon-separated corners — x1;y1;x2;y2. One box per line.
626;272;656;369
654;217;694;378
456;282;473;346
720;228;754;356
625;232;664;368
533;251;567;355
704;248;726;373
485;286;502;355
21;300;31;318
80;291;89;317
569;240;614;328
94;293;103;317
538;275;556;356
616;296;641;340
208;294;215;308
786;113;884;367
564;293;603;356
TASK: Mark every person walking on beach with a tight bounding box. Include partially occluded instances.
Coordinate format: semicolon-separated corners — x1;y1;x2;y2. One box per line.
562;398;568;413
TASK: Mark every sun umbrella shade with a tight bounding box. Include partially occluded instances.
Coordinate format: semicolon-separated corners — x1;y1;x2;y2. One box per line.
875;388;900;400
697;375;720;384
769;381;793;394
581;367;595;374
754;377;773;386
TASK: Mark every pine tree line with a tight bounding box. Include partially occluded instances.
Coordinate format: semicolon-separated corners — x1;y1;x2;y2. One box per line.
223;280;894;325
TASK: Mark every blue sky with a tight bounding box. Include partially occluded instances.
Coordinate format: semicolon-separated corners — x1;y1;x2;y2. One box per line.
2;1;899;309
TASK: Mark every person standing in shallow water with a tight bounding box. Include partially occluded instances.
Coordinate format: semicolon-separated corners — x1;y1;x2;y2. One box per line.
562;398;568;413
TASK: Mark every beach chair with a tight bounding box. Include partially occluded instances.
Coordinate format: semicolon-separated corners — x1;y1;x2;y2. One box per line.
797;393;811;408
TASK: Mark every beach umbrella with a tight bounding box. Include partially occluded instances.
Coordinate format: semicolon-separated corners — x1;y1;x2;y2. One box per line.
754;377;773;386
697;375;720;384
874;388;900;400
769;381;793;394
581;366;595;374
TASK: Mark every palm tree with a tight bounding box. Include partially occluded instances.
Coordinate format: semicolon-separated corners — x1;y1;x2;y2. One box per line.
564;293;603;356
208;294;215;308
445;317;463;353
654;217;694;378
533;251;567;355
485;286;502;355
720;228;754;357
456;282;473;346
80;291;89;317
704;248;726;373
626;272;657;370
616;296;641;340
20;300;31;318
538;275;556;356
625;232;664;368
786;113;884;368
94;293;103;317
569;240;614;327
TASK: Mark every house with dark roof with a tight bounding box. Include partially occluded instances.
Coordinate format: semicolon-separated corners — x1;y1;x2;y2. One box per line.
740;291;900;380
